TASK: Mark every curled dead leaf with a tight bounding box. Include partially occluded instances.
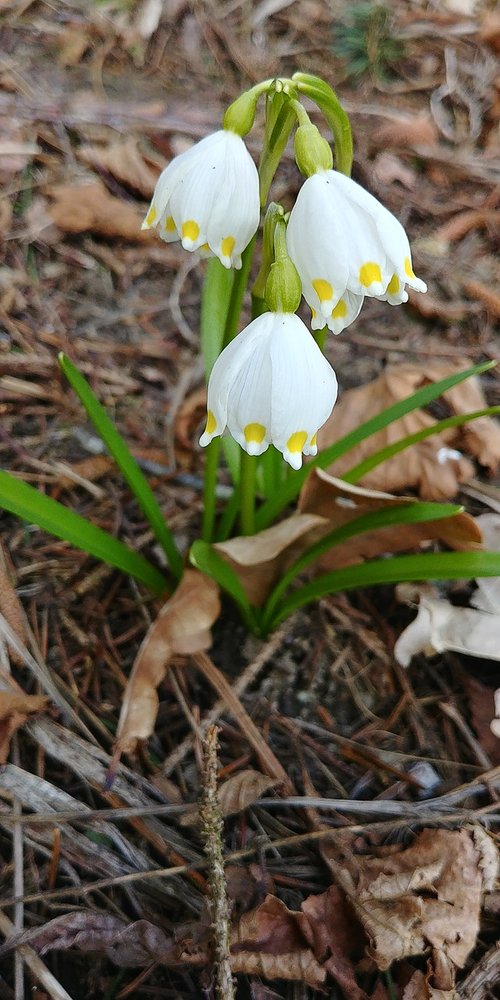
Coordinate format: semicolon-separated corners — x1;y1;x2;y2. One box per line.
115;570;220;754
181;768;279;825
0;692;50;764
0;910;178;968
231;895;326;989
0;550;27;665
323;827;496;986
214;468;481;605
299;468;481;570
215;513;325;606
318;360;500;499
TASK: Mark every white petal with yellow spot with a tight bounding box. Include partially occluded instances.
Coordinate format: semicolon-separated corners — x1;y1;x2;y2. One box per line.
286;169;426;334
142;130;260;269
200;312;338;470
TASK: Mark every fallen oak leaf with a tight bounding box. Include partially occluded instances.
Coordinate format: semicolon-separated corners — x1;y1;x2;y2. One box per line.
0;692;50;764
115;570;220;754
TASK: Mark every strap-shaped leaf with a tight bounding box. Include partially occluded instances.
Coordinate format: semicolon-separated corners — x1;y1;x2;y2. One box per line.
59;353;183;579
0;470;167;595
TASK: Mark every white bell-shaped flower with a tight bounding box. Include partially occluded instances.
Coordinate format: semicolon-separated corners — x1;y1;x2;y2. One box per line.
199;312;338;470
286;170;427;334
142;130;260;269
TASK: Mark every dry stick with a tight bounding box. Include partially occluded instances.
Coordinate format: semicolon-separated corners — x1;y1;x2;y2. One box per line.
12;739;24;1000
162;625;288;777
0;910;74;1000
457;940;500;1000
2;804;499;912
199;726;235;1000
192;649;293;792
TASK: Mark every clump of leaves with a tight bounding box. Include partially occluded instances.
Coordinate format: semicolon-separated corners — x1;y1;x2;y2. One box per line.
332;3;405;81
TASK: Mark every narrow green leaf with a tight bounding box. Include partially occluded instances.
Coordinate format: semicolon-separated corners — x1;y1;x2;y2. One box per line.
262;501;462;628
343;406;500;484
255;360;496;531
190;540;258;631
0;470;167;595
58;353;183;580
269;550;500;629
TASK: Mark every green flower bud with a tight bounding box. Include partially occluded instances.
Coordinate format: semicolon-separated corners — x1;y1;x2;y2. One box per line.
223;80;271;136
294;122;333;177
265;256;302;314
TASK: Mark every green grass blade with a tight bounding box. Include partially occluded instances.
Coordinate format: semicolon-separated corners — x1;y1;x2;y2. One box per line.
0;470;167;595
262;501;462;629
255;360;496;531
269;550;500;629
59;353;183;580
190;540;258;631
343;406;500;484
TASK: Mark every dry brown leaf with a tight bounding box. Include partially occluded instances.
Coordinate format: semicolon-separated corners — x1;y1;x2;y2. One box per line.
324;828;495;986
299;468;481;570
215;512;325;606
480;11;500;52
0;911;178;967
0;692;49;764
0;552;27;665
46;181;154;242
403;968;454;999
215;469;481;605
231;895;326;989
374;113;439;149
464;676;500;764
230;950;326;988
299;886;368;1000
115;570;220;754
319;360;500;498
78;138;162;199
181;768;278;825
55;455;115;492
57;26;93;66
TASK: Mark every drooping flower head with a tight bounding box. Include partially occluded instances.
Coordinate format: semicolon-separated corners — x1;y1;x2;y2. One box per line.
199;312;338;470
286;169;427;335
142;130;260;269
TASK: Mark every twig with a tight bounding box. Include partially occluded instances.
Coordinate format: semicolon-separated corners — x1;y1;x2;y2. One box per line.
199;726;235;1000
457;941;500;999
0;909;74;1000
192;649;293;791
12;738;24;1000
162;625;288;777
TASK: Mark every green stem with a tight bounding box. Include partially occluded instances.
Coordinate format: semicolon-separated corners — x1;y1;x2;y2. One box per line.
221;237;256;349
239;451;256;535
293;73;353;176
201;439;220;541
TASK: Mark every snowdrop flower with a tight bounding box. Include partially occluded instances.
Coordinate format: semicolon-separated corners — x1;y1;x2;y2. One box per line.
142;130;260;269
286;170;427;335
199;312;338;470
